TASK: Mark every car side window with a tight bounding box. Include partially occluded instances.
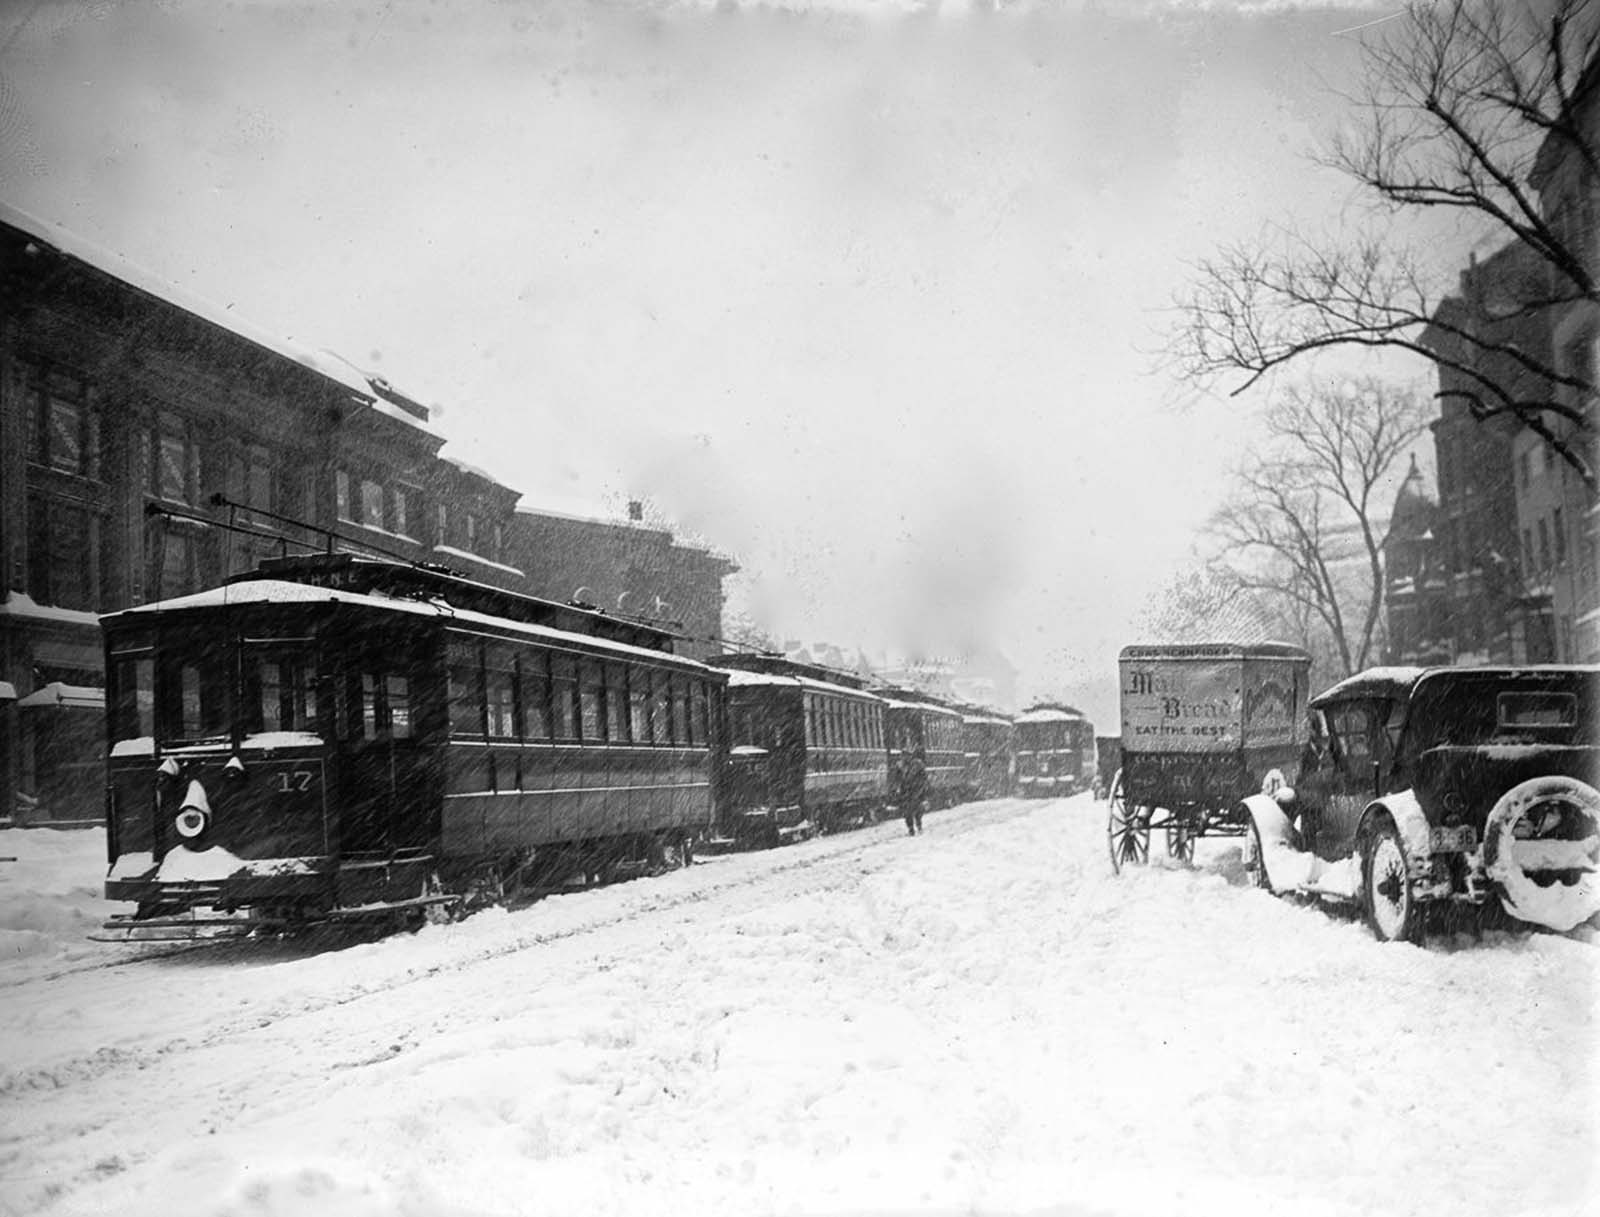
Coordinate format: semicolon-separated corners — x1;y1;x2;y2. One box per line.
1327;702;1373;775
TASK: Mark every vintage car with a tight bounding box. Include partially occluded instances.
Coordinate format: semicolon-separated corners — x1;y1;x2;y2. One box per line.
1238;665;1599;942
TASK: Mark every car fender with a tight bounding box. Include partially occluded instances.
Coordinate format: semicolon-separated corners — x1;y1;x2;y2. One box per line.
1239;792;1310;890
1359;789;1431;864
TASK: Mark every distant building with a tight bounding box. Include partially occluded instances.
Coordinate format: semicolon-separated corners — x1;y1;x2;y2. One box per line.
508;504;737;663
1382;457;1452;664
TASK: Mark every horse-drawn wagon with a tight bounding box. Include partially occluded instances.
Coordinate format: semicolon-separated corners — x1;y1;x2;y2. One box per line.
1108;642;1312;872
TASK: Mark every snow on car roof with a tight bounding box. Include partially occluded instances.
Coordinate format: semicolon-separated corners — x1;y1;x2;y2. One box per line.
1310;664;1600;707
102;581;718;673
1311;666;1428;705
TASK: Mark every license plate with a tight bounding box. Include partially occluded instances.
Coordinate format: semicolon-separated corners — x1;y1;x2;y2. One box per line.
1429;824;1477;853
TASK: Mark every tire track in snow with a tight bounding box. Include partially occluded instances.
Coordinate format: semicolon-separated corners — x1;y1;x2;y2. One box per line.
0;798;1038;1100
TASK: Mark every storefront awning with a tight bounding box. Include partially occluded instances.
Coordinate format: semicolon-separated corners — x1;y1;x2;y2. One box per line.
17;682;105;710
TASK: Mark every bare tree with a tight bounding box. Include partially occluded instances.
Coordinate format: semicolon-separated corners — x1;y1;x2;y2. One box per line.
1140;563;1275;643
1171;0;1600;492
1207;378;1431;677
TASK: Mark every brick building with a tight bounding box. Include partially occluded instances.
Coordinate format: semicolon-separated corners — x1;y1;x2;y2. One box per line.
0;205;734;822
508;503;737;662
1416;239;1555;663
1525;64;1600;662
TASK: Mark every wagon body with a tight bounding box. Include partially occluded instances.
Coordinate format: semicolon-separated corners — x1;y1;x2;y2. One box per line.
1109;642;1311;870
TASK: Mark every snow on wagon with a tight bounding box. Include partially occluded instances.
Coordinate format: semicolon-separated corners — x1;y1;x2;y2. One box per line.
1239;665;1600;942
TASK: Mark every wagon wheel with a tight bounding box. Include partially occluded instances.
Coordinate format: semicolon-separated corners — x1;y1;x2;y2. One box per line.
1106;770;1150;873
1165;816;1197;865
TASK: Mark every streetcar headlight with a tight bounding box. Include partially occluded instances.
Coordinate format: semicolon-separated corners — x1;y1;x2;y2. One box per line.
175;778;212;840
175;806;209;838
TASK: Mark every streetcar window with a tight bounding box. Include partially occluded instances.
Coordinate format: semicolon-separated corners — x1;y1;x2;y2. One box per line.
110;654;154;742
486;645;516;740
178;661;229;740
671;675;691;746
605;664;629;744
551;654;579;741
630;668;652;744
388;675;411;739
651;669;672;745
579;660;604;742
360;674;379;740
447;639;485;738
245;651;318;734
690;680;708;746
521;651;551;742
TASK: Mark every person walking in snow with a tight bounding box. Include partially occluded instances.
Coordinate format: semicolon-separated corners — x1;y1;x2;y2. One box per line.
903;764;927;836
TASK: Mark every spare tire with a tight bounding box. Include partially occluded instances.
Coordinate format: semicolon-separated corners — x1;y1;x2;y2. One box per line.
1482;775;1600;932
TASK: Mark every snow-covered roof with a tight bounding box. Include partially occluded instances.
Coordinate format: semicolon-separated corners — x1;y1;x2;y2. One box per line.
440;454;514;489
880;697;963;718
431;545;525;579
1120;641;1310;663
1310;666;1428;705
2;201;377;404
724;668;883;701
0;592;101;630
102;581;717;673
1014;708;1080;725
17;683;104;710
961;714;1012;727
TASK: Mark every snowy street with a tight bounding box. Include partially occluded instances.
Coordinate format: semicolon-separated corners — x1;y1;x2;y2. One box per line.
3;794;1597;1217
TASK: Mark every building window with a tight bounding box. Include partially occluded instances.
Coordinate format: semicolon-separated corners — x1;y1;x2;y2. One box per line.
436;503;449;547
1519;450;1532;490
25;494;95;610
392;486;413;538
1554;508;1567;566
227;444;276;515
1523;528;1535;577
361;479;384;530
153;412;199;505
335;470;353;522
465;513;479;554
491;522;504;563
1538;517;1552;570
28;366;99;479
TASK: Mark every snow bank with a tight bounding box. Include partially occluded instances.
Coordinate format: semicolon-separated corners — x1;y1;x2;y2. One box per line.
0;827;111;968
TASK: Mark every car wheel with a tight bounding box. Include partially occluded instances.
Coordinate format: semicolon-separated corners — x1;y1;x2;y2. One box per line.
1362;819;1424;944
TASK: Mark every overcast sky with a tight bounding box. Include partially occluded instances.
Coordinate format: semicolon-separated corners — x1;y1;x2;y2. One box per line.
2;0;1443;722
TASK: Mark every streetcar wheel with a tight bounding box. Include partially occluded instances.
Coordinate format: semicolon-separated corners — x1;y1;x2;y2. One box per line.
1362;819;1424;944
1242;816;1273;893
1107;771;1149;873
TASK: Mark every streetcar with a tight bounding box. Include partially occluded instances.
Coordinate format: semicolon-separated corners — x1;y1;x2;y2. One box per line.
100;553;725;935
